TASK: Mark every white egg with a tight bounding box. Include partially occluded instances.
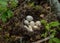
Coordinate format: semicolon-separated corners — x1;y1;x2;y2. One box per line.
28;25;33;32
24;20;29;25
30;21;35;27
35;21;41;26
24;25;33;32
33;26;38;30
26;15;33;21
24;25;29;29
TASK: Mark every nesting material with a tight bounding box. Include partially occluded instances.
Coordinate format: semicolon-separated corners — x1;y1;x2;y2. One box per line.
40;14;44;18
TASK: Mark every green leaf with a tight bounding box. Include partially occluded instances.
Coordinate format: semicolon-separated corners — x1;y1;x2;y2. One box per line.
1;14;7;22
41;34;45;37
41;20;47;25
9;0;18;8
49;21;59;27
0;6;7;13
52;38;60;43
0;0;7;6
45;24;50;30
0;0;7;12
50;30;56;37
0;0;8;2
0;0;14;22
49;39;53;43
41;32;47;37
7;10;13;18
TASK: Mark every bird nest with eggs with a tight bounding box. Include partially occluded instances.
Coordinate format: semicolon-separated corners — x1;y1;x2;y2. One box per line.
0;0;60;43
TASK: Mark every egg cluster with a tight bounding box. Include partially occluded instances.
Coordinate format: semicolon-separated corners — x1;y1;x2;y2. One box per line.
24;15;41;32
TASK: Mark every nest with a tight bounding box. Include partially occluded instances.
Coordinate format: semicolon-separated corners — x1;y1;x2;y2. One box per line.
0;0;58;43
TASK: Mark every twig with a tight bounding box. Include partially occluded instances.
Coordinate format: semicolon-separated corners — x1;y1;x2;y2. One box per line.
32;36;53;43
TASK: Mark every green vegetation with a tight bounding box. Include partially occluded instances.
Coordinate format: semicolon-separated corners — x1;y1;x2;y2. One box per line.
0;0;18;23
41;19;60;43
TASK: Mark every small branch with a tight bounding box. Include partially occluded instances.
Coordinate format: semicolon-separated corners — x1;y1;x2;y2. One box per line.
32;36;53;43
